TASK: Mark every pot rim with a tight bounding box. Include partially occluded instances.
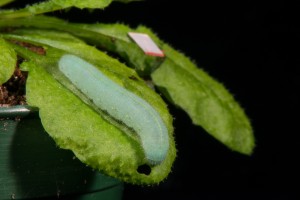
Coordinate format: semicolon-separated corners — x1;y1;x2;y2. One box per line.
0;105;39;118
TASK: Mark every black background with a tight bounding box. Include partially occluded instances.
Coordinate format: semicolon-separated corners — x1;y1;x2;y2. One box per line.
93;1;298;200
4;0;299;199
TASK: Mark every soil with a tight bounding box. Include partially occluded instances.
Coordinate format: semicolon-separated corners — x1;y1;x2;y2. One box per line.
0;40;45;107
0;66;27;106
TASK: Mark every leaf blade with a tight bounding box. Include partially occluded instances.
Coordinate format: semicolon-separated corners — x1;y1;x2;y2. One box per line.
151;44;255;155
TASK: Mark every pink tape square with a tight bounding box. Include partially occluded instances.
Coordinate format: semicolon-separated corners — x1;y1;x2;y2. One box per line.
128;32;165;57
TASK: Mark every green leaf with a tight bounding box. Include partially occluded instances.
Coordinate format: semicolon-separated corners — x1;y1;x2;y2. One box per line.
150;41;255;155
0;0;138;19
0;37;16;84
6;31;176;184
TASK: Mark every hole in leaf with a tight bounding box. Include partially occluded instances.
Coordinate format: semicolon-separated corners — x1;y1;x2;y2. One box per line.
129;75;138;80
137;164;151;175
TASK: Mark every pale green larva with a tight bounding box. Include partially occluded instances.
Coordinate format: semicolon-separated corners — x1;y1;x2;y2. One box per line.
58;54;169;165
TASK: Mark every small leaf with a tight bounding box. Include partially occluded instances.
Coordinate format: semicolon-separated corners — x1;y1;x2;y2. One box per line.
0;37;16;84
